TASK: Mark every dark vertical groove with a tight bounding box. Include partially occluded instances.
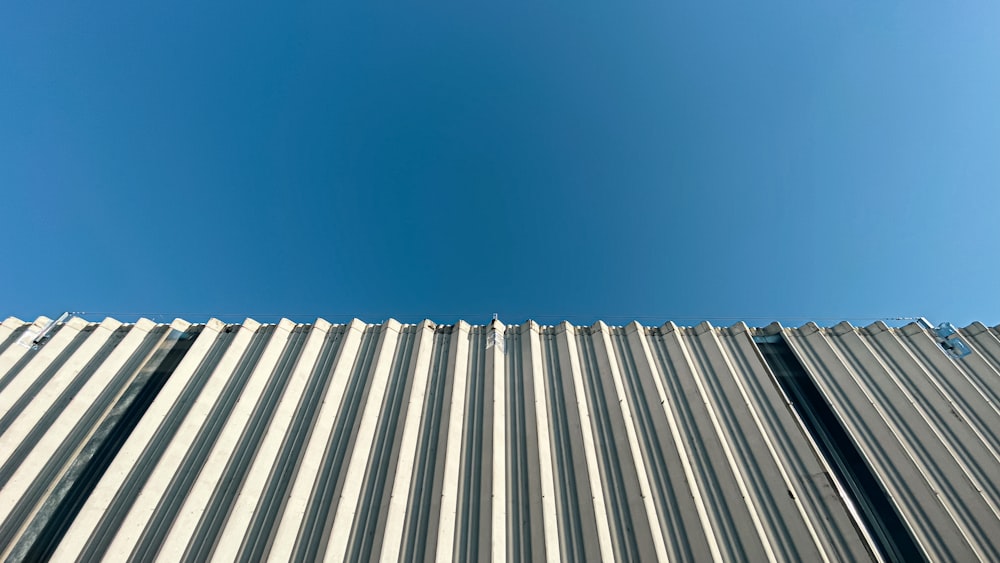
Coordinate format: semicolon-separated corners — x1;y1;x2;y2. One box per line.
346;327;417;562
0;326;130;489
506;329;542;561
456;329;488;562
612;331;700;562
183;327;311;562
8;327;200;563
544;329;601;561
236;326;346;563
576;331;644;562
0;326;167;553
688;332;805;561
79;327;237;561
292;326;381;562
0;324;29;356
478;332;496;562
128;325;276;563
648;329;754;560
401;328;453;563
755;336;926;563
544;331;581;561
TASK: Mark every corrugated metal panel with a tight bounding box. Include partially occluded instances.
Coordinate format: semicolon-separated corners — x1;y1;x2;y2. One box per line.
781;320;1000;561
0;315;998;561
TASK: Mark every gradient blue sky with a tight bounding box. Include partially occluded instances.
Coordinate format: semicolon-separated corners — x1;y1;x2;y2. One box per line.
2;1;998;327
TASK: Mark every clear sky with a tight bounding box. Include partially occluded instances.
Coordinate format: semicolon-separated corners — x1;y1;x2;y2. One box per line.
2;1;998;327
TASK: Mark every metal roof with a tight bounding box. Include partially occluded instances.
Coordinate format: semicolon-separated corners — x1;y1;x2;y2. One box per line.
0;315;999;561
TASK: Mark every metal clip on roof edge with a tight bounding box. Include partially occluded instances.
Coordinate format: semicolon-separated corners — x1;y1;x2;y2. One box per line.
31;312;75;345
919;318;972;359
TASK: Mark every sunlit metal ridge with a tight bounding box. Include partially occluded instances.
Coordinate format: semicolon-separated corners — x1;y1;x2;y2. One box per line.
1;315;998;561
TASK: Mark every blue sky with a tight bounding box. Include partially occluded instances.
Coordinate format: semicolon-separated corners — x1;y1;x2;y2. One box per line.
2;1;998;327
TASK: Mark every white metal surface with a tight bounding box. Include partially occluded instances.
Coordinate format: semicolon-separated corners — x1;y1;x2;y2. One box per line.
0;315;998;561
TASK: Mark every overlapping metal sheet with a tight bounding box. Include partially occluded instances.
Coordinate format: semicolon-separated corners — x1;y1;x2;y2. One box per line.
0;314;998;561
778;320;1000;562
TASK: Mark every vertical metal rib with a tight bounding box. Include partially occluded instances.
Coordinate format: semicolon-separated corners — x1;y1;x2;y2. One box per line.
182;326;311;561
0;326;93;436
0;325;168;557
0;325;130;490
78;326;236;561
8;326;199;562
3;317;998;562
0;324;64;395
236;325;346;562
400;326;454;562
291;324;382;561
127;325;275;563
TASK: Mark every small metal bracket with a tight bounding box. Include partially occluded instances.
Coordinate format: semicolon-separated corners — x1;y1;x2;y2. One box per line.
487;329;505;353
16;312;76;350
487;314;505;354
918;318;972;359
932;322;972;359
